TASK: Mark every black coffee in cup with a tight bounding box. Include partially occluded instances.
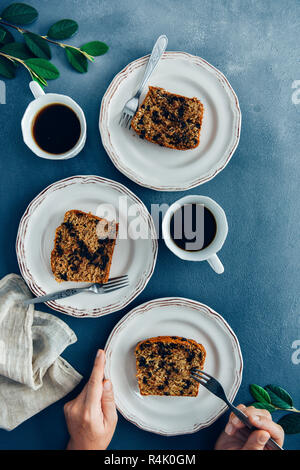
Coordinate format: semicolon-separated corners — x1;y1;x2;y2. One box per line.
32;103;81;154
170;203;217;251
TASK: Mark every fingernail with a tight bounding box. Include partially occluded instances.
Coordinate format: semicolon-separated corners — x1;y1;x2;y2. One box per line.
232;417;240;425
97;349;103;358
103;380;112;391
225;423;233;435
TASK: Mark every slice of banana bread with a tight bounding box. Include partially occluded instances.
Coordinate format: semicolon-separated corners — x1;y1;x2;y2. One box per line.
131;86;204;150
51;210;118;283
135;336;206;397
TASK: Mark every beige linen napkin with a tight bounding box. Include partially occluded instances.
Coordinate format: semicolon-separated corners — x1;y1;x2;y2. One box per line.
0;274;82;430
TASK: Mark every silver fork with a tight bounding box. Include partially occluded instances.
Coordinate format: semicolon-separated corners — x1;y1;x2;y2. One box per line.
191;369;283;450
22;275;129;305
119;35;168;128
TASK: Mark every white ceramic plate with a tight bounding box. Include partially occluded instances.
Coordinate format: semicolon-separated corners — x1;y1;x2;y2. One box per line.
16;175;157;318
105;297;243;435
100;51;241;191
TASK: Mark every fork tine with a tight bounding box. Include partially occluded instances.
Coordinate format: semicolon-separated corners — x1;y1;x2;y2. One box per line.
119;112;126;126
190;374;207;385
103;280;129;289
105;276;128;288
191;370;209;380
105;275;128;286
104;280;129;289
104;282;129;293
191;372;209;383
191;368;211;379
125;114;131;128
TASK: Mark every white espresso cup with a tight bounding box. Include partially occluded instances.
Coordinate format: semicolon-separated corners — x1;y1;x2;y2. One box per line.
162;195;228;274
21;81;87;160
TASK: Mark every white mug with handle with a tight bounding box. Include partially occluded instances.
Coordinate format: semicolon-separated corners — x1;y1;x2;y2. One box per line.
21;81;87;160
162;195;228;274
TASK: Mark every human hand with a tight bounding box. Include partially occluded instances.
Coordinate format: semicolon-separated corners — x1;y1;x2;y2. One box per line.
64;349;118;450
214;404;284;450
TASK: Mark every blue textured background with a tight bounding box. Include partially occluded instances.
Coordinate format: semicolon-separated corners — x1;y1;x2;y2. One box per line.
0;0;299;450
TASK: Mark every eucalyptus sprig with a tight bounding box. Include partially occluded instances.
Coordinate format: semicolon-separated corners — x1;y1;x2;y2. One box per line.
0;2;109;86
249;383;300;435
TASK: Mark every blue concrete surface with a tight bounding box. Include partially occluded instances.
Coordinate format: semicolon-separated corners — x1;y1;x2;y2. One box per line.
0;0;299;450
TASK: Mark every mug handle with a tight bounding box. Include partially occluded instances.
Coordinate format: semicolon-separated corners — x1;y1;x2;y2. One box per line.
207;254;224;274
29;81;45;99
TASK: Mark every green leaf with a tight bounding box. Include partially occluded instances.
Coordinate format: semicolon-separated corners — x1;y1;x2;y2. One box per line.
47;19;78;40
0;30;6;42
265;385;294;410
23;32;51;59
65;46;87;73
0;42;33;59
250;402;276;412
0;26;15;45
25;58;59;79
0;55;16;78
277;413;300;434
80;40;108;56
1;3;38;25
250;384;271;404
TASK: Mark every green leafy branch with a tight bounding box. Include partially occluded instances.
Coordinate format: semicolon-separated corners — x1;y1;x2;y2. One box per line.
0;2;109;86
249;384;300;435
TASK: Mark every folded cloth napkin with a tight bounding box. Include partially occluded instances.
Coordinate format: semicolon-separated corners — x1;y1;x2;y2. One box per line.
0;274;82;431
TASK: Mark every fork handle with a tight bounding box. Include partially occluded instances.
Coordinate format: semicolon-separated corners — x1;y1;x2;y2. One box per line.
228;403;283;450
137;35;168;96
22;287;88;305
